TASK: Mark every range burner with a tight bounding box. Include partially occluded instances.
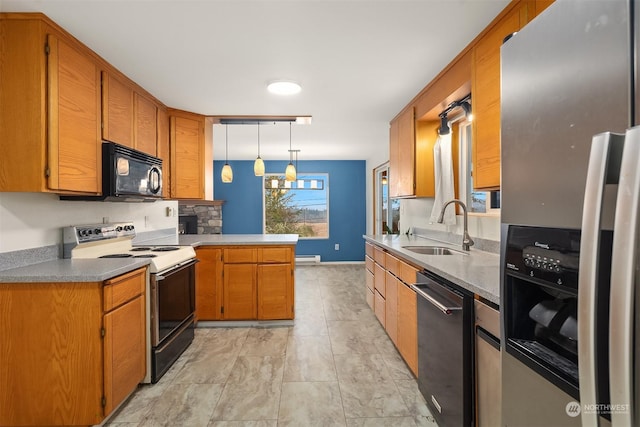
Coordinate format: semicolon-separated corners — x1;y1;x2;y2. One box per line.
131;247;151;252
135;254;158;258
99;254;134;258
152;247;180;252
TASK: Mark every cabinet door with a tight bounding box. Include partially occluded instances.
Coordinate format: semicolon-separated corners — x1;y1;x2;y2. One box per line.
195;248;222;320
472;6;522;190
103;294;146;416
134;92;157;155
258;247;293;263
374;263;386;297
171;114;204;199
385;271;399;345
224;247;258;263
365;269;375;310
389;107;415;197
102;71;134;148
47;33;101;193
397;282;418;376
223;263;257;319
374;290;386;327
157;106;171;198
257;263;293;320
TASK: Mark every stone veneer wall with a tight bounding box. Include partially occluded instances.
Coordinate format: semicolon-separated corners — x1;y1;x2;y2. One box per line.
178;203;222;234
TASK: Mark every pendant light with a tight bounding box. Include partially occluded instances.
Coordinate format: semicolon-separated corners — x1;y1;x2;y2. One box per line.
254;123;265;176
221;124;233;183
285;122;297;181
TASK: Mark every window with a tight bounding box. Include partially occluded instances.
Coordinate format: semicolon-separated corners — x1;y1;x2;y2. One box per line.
263;173;329;239
458;120;500;214
373;163;399;234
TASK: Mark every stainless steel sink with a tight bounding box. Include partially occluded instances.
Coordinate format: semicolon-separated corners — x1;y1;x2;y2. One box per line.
402;246;466;255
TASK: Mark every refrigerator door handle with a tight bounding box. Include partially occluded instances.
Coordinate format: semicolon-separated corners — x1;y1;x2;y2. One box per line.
609;126;640;426
578;132;625;427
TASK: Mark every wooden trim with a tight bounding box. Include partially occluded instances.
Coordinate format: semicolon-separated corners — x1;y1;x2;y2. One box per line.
178;199;225;206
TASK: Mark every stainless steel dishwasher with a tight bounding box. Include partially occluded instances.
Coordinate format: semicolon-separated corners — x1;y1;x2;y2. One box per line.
412;270;473;427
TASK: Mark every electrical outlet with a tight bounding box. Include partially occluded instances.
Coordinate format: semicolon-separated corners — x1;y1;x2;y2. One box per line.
166;207;173;217
335;244;340;251
102;217;109;224
144;216;149;228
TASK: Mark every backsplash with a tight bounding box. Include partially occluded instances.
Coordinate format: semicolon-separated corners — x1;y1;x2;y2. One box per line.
399;198;500;252
178;202;222;234
0;192;179;253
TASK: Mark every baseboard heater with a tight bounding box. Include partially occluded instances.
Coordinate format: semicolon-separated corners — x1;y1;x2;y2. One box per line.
295;255;321;264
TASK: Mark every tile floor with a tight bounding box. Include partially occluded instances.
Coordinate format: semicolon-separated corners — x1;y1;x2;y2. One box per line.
107;264;437;426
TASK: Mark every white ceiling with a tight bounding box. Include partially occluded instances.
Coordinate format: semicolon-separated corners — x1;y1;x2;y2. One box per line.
2;0;509;162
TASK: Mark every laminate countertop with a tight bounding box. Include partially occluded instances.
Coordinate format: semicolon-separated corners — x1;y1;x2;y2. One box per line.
363;234;500;305
0;234;299;283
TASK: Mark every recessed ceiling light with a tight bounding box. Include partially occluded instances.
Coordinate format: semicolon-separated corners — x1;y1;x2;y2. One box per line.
267;81;302;96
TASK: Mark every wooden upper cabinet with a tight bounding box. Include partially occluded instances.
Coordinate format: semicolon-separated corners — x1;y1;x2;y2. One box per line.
472;0;552;190
102;71;134;148
0;16;102;195
157;106;171;198
134;92;158;156
389;107;415;198
170;109;205;199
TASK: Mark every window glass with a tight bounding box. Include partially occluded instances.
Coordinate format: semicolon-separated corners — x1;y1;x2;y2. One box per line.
264;173;329;239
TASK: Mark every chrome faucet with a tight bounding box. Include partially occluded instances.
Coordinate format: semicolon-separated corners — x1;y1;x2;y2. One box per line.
437;199;474;251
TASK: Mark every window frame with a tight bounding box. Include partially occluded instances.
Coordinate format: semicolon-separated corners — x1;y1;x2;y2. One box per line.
262;172;330;240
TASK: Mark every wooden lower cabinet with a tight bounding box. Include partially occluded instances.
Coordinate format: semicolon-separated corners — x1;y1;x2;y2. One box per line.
385;271;399;346
223;263;257;319
374;290;386;327
258;263;293;319
397;281;418;376
195;247;222;320
365;268;374;310
195;245;295;321
0;267;146;426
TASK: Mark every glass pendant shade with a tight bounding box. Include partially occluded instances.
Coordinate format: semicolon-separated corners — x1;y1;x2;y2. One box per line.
221;163;233;183
254;157;265;176
285;162;297;182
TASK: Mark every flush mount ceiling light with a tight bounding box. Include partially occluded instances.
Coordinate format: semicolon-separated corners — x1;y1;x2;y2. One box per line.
267;81;302;96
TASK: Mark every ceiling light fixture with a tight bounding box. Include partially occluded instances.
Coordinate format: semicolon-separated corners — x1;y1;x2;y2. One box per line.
285;123;297;182
254;123;265;176
267;80;302;96
221;124;233;183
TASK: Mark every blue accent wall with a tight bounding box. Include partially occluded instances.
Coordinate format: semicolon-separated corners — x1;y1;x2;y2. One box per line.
214;160;366;261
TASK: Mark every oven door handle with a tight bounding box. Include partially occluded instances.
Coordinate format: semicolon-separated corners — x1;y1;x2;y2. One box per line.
155;258;199;280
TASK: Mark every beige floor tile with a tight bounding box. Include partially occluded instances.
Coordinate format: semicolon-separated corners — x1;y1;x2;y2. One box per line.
239;326;290;356
338;379;411;418
211;380;282;421
346;417;418;426
208;421;277;427
278;381;346;426
328;320;386;355
283;334;337;382
138;383;223;427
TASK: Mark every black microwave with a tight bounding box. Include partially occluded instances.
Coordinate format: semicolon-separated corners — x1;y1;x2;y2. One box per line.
61;141;162;202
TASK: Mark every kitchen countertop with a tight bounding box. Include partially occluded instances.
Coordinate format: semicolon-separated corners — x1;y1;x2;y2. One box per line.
0;258;151;283
0;234;299;283
363;234;500;305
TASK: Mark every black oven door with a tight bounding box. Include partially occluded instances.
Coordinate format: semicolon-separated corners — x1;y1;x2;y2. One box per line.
151;259;197;346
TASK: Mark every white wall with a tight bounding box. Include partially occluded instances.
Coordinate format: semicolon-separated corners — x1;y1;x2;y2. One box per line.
0;193;178;253
399;198;500;242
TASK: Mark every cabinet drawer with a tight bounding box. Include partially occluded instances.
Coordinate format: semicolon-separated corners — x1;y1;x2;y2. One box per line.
399;260;419;285
373;246;386;267
258;247;292;263
475;299;500;339
104;268;146;312
224;248;258;263
374;263;386;297
365;242;374;258
365;255;374;273
374;290;386;327
385;253;400;277
366;286;374;310
365;269;374;292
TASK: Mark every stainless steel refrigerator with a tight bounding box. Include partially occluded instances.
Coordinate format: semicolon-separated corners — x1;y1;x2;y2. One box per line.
500;0;638;425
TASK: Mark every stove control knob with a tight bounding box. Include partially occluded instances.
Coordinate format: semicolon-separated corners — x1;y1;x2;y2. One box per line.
94;228;102;236
116;226;122;232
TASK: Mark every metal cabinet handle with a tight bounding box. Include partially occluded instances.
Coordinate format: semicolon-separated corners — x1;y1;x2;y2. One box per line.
412;283;461;315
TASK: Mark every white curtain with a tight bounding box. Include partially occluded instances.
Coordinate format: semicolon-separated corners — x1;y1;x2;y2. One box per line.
430;133;456;225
